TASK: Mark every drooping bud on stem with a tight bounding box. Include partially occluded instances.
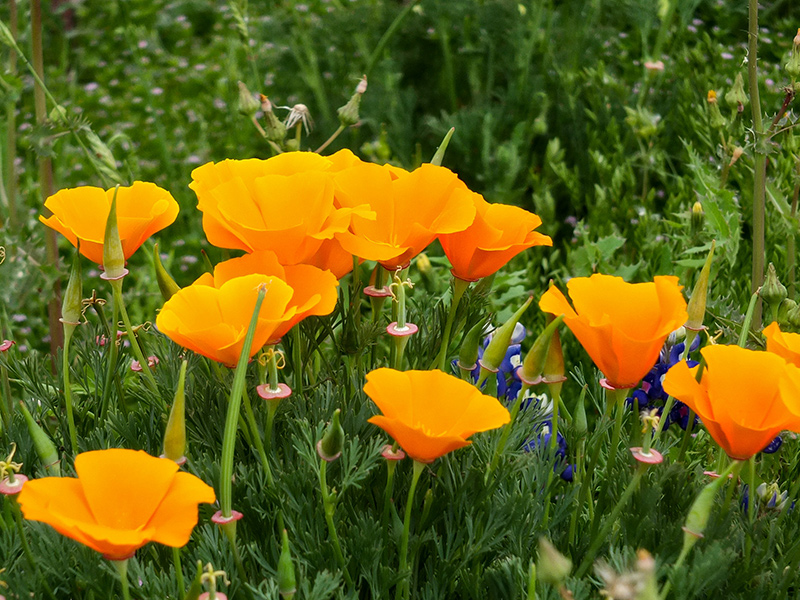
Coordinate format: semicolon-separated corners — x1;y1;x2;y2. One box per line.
317;408;344;462
237;81;261;118
760;263;788;320
337;75;367;127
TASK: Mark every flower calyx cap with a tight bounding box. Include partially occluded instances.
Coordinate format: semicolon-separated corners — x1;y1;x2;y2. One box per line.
630;447;664;465
211;510;243;525
0;443;25;494
381;444;406;461
257;383;293;401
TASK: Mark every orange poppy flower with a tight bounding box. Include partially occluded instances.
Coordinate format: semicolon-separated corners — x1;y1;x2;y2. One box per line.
40;182;179;265
332;163;476;270
539;274;688;389
662;345;800;460
156;273;296;366
364;368;510;463
18;449;215;560
194;250;339;343
763;322;800;367
189;151;372;266
439;190;552;281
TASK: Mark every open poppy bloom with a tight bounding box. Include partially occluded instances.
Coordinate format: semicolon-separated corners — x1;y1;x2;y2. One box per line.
364;368;510;463
156;273;297;366
662;345;800;460
18;449;215;560
189;151;371;266
194;250;339;343
539;274;688;389
333;163;476;270
763;322;800;368
439;190;552;281
40;182;179;265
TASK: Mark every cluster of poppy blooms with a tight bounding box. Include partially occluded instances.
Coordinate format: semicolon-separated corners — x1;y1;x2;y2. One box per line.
22;149;555;562
540;273;800;462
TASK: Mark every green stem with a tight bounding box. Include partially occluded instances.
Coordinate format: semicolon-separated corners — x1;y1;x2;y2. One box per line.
575;464;647;578
315;124;346;154
291;328;304;397
3;0;18;228
747;455;757;524
738;291;760;348
435;277;470;371
241;388;274;487
676;409;696;463
220;286;267;517
319;459;353;587
605;387;628;477
95;299;120;420
382;459;398;536
110;280;160;398
542;384;562;528
366;0;422;75
487;381;530;482
113;559;131;600
172;546;185;598
397;460;425;600
748;0;765;330
62;327;78;453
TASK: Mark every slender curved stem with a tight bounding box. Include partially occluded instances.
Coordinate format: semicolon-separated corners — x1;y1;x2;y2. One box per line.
397;460;425;600
319;459;353;587
110;280;159;398
62;328;78;452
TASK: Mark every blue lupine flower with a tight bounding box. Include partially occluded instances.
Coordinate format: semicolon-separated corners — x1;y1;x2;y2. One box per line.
626;334;700;431
761;435;783;454
523;420;574;482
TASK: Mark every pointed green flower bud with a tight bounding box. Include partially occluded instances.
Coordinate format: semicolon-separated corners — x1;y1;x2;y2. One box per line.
101;186;127;281
430;127;455;166
480;297;533;373
536;537;572;586
458;317;489;374
163;360;188;464
278;529;297;599
685;241;715;331
153;244;181;301
725;73;748;112
682;469;728;548
317;408;344;462
518;315;564;386
18;401;60;475
760;263;787;315
574;386;588;438
237;81;261;118
260;95;287;143
60;249;83;329
786;29;800;79
338;75;366;127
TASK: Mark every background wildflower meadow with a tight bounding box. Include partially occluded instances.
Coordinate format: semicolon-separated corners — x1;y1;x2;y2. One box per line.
2;1;800;599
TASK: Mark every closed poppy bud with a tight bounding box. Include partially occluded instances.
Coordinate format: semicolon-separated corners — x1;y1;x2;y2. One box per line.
153;243;181;301
788;301;800;330
537;537;572;586
18;401;60;475
61;249;83;329
163;360;188;464
518;315;564;386
102;187;128;280
317;408;344;462
574;386;588;438
760;263;787;314
278;529;297;599
685;241;715;332
725;73;748;112
480;296;533;373
458;318;488;373
237;81;260;118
